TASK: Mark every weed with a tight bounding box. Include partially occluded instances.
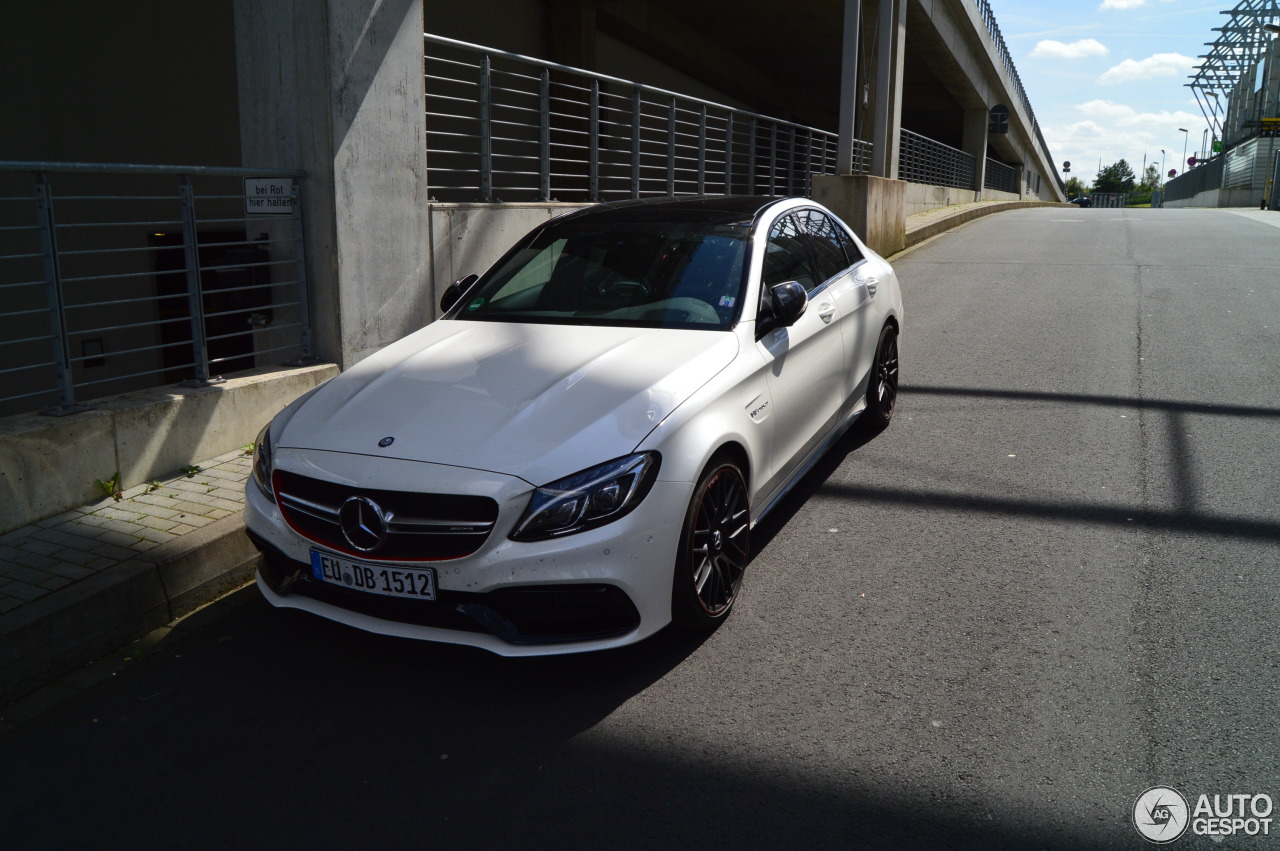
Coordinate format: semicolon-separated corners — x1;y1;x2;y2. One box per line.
94;472;123;501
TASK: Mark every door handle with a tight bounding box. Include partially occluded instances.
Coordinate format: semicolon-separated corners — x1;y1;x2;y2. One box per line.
864;276;879;296
817;302;836;323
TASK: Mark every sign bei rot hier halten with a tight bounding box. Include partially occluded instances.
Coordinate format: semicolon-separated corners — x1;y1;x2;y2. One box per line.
244;178;295;215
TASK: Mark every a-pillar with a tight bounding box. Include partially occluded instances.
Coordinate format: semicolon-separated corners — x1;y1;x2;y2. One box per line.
233;0;430;369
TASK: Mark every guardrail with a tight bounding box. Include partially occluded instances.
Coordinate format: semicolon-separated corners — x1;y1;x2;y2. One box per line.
899;130;977;190
424;34;872;203
0;162;311;418
972;0;1063;195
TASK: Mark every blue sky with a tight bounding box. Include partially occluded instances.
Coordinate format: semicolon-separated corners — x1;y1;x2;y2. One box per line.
990;0;1231;187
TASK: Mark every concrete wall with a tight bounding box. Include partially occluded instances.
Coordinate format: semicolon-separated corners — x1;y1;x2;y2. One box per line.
0;365;337;534
811;175;907;257
427;203;590;319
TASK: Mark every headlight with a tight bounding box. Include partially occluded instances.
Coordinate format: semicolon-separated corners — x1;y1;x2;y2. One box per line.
510;452;659;541
251;422;274;497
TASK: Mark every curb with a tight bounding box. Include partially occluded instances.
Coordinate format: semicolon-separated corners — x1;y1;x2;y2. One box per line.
0;515;259;706
902;201;1068;251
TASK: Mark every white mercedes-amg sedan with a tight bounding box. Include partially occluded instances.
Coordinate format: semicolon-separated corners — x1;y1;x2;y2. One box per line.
244;195;903;655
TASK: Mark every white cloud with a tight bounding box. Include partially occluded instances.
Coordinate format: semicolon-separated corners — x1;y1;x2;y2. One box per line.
1100;0;1147;9
1098;53;1196;84
1031;39;1110;59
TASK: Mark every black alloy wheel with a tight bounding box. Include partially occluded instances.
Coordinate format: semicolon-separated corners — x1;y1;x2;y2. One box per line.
863;323;899;431
671;457;750;630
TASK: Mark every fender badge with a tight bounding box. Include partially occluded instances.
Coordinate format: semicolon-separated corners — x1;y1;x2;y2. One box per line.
378;436;395;448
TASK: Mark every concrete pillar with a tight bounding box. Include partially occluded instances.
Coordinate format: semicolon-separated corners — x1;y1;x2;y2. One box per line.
871;0;906;179
233;0;430;368
548;0;598;69
962;108;989;199
836;0;862;174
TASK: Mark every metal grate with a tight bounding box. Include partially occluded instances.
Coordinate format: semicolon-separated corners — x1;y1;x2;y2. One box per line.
984;158;1019;193
898;130;977;190
425;34;872;203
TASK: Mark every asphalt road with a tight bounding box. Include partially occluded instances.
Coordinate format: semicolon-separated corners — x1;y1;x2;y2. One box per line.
3;207;1279;850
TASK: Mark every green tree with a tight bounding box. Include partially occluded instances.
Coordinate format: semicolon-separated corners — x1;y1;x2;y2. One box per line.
1142;164;1160;188
1065;176;1087;198
1093;159;1136;194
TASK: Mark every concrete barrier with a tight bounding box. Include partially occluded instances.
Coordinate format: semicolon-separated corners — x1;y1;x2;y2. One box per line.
0;363;338;534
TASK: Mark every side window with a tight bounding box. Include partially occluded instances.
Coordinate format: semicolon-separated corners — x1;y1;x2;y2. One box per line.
762;214;819;293
797;209;860;283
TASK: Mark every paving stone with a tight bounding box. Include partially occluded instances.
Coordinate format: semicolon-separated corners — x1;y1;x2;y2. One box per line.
70;514;113;529
89;541;138;561
43;526;108;553
208;508;233;520
205;496;244;513
35;510;88;528
30;527;94;550
3;580;47;602
46;560;96;580
36;574;71;591
168;523;197;536
133;527;175;545
94;530;145;549
2;564;49;585
134;514;179;533
50;549;99;568
96;506;145;523
0;527;33;545
0;596;21;614
8;550;56;570
17;538;61;558
172;501;216;517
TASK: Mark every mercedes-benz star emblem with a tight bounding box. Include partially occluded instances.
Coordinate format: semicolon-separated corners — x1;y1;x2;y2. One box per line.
378;436;395;448
338;496;388;553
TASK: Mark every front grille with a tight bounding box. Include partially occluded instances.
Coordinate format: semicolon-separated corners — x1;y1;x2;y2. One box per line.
274;470;499;561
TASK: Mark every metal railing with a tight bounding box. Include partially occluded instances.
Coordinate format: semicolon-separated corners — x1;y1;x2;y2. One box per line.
425;34;872;203
0;163;311;418
1091;193;1128;208
898;130;976;190
984;158;1019;194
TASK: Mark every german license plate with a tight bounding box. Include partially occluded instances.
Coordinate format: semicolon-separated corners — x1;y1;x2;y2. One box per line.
309;550;437;601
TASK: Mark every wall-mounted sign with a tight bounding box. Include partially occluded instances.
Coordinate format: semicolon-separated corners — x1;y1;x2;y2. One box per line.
244;178;295;215
989;104;1010;135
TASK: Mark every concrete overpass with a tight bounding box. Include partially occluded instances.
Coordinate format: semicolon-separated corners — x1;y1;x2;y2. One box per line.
0;0;1064;522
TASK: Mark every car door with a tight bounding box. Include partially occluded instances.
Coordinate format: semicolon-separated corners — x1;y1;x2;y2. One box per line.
795;209;877;401
753;211;848;501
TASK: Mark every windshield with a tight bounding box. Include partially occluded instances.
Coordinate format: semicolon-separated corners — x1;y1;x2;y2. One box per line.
454;221;750;330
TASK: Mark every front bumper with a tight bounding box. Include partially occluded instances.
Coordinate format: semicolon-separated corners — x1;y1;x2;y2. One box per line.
243;450;692;656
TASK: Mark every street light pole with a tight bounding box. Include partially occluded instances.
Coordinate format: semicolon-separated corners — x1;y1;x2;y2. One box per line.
1179;128;1188;173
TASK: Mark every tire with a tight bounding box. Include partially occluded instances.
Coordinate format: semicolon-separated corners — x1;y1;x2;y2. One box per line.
671;456;751;631
861;323;899;433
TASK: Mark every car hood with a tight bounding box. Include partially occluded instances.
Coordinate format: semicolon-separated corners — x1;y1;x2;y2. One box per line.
278;320;739;485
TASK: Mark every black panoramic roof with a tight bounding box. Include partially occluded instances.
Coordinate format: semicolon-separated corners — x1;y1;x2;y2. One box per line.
550;195;787;228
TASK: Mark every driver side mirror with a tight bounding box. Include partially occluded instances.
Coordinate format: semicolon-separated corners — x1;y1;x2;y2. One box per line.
756;280;808;337
440;274;479;314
